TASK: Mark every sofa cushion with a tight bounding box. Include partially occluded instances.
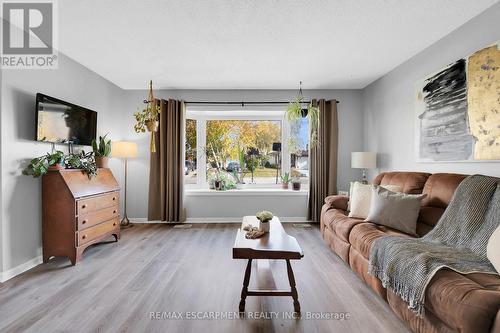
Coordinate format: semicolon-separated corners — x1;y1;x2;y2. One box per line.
424;269;500;333
349;247;387;300
348;222;412;260
421;173;467;208
417;173;467;230
348;182;374;219
373;171;430;194
387;291;456;333
321;205;365;241
365;187;426;235
417;206;443;235
323;226;351;262
331;214;366;243
321;207;346;230
348;182;403;219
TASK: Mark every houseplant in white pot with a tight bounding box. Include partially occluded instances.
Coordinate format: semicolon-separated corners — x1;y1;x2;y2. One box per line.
256;210;274;233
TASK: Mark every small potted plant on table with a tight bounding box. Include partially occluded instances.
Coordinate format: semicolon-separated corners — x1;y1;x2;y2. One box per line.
256;210;274;233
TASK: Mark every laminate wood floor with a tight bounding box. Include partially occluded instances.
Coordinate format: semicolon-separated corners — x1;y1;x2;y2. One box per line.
0;223;410;333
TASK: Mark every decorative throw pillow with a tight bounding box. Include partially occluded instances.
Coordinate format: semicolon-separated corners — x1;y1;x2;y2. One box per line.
348;182;402;219
487;226;500;273
348;181;355;211
365;186;426;235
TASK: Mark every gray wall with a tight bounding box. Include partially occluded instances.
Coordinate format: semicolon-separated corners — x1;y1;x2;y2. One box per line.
362;3;500;180
123;89;364;220
0;53;132;274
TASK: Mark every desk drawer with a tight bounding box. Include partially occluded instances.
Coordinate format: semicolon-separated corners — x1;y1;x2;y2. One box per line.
77;192;119;215
77;205;119;230
77;218;119;246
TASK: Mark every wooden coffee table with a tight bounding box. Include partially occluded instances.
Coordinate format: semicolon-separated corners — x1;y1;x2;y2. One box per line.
233;216;304;313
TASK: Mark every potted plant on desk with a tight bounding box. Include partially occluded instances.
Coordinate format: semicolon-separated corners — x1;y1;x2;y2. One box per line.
22;150;97;179
22;150;65;178
92;134;112;168
47;151;65;171
65;151;98;179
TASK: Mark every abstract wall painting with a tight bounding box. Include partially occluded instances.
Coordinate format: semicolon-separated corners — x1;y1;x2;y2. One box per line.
467;44;500;160
415;42;500;162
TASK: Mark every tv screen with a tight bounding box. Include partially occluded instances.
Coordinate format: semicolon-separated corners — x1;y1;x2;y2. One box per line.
35;93;97;146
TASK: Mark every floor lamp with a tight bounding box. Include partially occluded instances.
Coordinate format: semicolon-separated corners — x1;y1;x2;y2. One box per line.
112;141;138;228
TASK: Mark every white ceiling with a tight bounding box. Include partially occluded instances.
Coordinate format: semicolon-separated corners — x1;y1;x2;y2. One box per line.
59;0;498;90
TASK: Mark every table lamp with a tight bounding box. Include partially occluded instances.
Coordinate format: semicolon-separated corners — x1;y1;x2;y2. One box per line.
112;141;138;228
351;152;376;184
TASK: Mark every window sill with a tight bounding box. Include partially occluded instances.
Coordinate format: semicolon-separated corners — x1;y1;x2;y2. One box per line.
185;187;309;197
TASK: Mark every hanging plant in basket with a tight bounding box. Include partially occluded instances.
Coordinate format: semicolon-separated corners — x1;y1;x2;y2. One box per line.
285;81;320;147
133;80;161;152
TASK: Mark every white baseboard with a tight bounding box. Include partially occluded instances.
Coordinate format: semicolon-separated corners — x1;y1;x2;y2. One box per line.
0;256;43;283
130;217;309;224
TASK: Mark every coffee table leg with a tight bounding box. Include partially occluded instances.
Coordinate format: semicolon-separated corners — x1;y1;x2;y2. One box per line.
239;259;252;312
286;259;301;313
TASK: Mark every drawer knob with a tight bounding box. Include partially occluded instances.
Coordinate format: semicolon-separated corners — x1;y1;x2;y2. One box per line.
82;220;87;225
82;204;87;209
113;210;117;214
82;235;87;240
112;197;116;201
113;222;117;226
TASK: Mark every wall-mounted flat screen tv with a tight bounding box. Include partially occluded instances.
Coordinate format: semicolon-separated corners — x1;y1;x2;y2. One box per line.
35;93;97;146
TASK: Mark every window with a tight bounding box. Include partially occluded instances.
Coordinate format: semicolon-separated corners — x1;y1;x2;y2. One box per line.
185;119;197;184
289;117;309;182
205;120;281;184
185;109;309;189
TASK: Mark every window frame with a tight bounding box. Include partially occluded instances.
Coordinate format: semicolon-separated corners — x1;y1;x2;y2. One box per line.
185;109;307;190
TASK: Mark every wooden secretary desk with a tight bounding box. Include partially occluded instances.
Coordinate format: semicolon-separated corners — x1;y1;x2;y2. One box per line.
42;168;121;265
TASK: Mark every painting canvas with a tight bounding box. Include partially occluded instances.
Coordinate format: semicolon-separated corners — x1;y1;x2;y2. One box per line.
415;42;500;162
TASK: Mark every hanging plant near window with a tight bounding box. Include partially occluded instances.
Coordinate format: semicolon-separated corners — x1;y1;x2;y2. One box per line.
285;81;320;147
133;80;161;152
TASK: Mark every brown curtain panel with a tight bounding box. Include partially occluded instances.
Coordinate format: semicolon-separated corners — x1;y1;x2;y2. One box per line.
148;99;186;222
307;99;338;222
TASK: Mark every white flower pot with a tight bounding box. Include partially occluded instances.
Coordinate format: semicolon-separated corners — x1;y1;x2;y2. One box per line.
259;221;270;232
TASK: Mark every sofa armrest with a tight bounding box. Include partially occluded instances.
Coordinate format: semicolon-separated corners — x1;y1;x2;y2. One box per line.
324;195;349;211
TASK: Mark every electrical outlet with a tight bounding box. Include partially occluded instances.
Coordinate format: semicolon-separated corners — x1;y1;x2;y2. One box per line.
338;190;349;196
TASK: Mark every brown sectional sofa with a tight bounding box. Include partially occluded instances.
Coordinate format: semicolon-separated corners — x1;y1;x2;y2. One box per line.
320;172;500;333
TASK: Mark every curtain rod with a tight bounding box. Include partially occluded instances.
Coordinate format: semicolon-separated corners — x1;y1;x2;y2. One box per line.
184;100;339;105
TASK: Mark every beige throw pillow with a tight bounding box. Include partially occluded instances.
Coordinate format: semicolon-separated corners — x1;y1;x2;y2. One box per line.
487;226;500;273
348;182;402;219
365;186;426;235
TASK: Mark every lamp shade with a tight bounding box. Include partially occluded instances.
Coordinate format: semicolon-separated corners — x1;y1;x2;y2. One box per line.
351;152;376;169
112;141;137;158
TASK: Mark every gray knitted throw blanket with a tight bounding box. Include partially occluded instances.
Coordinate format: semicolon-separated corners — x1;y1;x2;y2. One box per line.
368;175;500;316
